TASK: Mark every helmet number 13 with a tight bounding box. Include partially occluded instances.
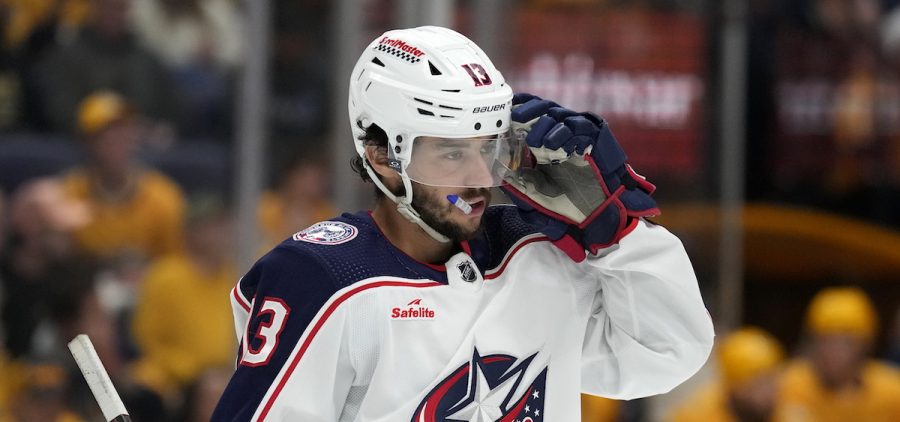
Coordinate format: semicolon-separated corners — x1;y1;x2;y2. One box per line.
462;63;492;87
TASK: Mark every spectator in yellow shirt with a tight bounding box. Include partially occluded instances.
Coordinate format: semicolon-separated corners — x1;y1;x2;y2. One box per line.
61;91;186;263
130;197;236;400
258;152;336;250
774;287;900;422
670;326;785;422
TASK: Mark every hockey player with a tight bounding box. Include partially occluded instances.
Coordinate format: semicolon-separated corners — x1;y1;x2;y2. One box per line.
213;26;714;421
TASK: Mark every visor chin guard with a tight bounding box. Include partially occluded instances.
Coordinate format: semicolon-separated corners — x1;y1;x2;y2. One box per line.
364;160;451;243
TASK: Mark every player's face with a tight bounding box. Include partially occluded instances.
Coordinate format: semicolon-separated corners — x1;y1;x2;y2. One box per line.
411;182;491;242
407;132;522;188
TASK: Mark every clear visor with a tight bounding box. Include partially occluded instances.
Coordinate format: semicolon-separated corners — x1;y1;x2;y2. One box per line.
406;130;525;187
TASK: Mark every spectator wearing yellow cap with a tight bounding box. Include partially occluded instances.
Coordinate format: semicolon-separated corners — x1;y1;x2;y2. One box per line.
669;327;785;422
773;287;900;422
60;91;186;263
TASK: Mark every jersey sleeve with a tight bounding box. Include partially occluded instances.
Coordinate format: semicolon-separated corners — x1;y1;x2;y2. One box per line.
212;246;355;421
579;219;714;399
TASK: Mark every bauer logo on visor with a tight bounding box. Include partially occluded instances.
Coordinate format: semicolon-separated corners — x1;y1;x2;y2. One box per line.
404;129;525;188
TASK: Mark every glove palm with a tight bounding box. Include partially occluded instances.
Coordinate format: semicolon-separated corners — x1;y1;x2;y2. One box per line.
501;93;659;261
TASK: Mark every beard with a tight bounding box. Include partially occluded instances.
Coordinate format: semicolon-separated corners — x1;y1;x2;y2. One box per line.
411;183;490;242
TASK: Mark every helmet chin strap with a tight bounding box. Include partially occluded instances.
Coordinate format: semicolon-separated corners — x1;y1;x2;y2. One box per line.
364;162;451;243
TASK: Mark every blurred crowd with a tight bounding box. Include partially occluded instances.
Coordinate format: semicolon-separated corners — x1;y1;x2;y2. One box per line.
0;89;336;421
0;0;330;142
0;0;899;421
0;0;334;419
748;0;900;228
0;0;244;139
0;0;334;415
581;286;900;422
668;287;900;422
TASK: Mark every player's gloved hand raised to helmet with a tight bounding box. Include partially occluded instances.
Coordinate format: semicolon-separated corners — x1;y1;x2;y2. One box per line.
500;93;660;262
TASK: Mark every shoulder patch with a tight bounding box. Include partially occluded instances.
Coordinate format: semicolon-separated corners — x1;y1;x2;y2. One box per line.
292;221;358;245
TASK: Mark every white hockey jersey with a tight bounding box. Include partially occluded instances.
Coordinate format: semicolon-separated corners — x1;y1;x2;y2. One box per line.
212;207;714;421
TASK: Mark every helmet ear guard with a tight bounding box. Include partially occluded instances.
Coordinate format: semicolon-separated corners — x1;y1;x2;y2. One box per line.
348;26;514;242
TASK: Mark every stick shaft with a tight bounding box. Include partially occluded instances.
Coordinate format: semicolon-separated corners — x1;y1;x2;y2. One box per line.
67;334;130;421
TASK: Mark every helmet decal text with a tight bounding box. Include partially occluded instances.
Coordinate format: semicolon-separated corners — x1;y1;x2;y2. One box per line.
379;37;425;57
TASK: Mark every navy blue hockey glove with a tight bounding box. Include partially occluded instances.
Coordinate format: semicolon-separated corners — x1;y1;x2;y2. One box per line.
500;93;660;262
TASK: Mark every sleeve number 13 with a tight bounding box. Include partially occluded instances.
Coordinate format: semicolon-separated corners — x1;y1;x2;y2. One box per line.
240;297;291;367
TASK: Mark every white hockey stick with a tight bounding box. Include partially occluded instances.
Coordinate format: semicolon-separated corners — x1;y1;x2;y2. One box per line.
67;334;132;422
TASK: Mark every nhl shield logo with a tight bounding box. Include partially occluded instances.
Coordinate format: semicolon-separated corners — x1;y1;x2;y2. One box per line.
456;261;477;283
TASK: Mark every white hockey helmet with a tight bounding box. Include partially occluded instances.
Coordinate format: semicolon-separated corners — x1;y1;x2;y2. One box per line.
348;26;518;241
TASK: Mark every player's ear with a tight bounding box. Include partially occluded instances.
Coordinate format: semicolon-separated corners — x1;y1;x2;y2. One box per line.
365;144;401;184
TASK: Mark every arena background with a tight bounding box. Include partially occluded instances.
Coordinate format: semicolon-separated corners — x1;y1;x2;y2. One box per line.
1;0;899;420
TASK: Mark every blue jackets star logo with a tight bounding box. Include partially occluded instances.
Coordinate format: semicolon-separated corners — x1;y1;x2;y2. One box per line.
412;349;548;422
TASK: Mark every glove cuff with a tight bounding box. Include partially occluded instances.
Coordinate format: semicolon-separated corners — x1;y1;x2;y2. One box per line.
552;235;587;262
